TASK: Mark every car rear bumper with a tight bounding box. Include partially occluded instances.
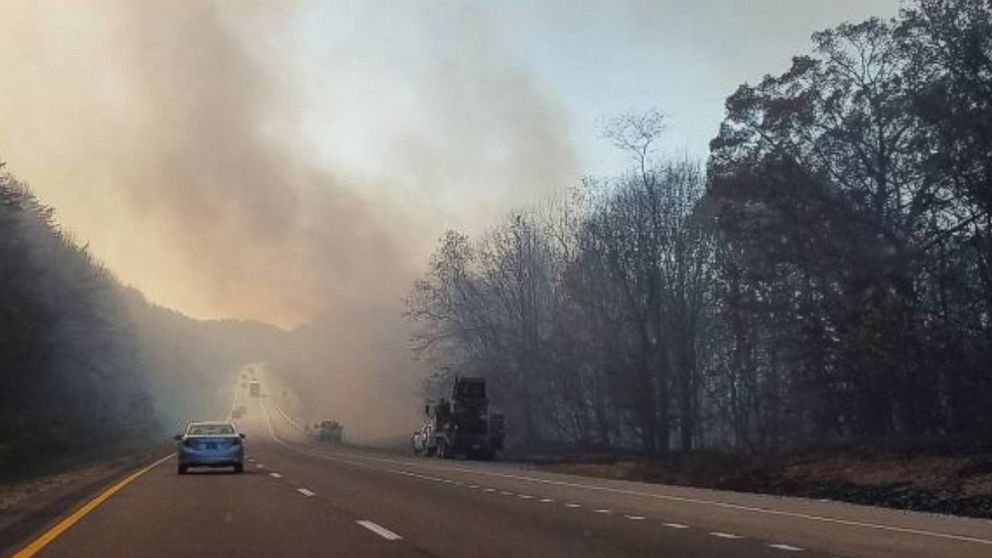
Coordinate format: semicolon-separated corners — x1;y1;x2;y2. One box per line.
178;447;244;466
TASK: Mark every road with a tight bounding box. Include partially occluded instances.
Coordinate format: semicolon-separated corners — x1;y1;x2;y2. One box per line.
9;385;992;558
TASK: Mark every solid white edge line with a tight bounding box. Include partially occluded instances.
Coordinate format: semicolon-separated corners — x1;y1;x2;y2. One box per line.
357;520;403;541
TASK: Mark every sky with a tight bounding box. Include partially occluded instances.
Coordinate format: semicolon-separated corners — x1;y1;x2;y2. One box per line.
0;0;902;328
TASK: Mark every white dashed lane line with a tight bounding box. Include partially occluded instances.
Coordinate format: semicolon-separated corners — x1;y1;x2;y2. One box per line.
269;472;283;478
710;532;743;539
767;543;804;552
357;520;403;541
255;463;265;469
330;458;817;553
297;488;316;497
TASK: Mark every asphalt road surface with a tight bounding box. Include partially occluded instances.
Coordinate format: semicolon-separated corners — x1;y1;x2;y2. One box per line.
10;390;992;558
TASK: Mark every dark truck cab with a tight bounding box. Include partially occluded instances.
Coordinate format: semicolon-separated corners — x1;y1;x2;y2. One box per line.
415;376;504;460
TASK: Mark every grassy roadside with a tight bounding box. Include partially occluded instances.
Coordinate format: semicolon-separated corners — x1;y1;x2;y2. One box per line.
514;447;992;519
0;445;171;556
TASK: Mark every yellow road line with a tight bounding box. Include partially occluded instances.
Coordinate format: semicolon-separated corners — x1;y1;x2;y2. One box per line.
10;453;175;558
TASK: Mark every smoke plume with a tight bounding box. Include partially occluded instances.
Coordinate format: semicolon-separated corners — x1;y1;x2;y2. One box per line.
0;0;577;439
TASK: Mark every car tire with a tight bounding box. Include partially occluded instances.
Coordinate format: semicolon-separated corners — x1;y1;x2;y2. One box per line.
233;463;244;474
177;464;188;475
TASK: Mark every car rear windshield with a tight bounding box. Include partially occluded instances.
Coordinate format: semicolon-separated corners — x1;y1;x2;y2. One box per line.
187;424;235;435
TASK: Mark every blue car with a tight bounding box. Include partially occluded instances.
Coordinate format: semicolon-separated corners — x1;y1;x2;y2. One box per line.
175;421;246;474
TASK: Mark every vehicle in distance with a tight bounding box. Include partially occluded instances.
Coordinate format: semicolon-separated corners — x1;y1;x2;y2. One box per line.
313;420;343;442
249;380;261;397
175;421;246;474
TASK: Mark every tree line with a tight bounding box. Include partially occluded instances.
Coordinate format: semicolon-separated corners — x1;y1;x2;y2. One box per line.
0;166;283;473
406;0;992;454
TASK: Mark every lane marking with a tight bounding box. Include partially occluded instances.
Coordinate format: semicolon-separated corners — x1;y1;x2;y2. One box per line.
297;488;316;497
768;543;804;552
269;472;283;478
626;515;646;520
499;491;515;496
255;463;265;469
388;469;443;482
264;407;979;552
711;532;743;539
594;508;612;514
565;503;581;508
539;498;554;503
357;520;403;541
272;442;992;548
11;454;174;558
468;484;480;489
274;404;304;431
517;494;533;499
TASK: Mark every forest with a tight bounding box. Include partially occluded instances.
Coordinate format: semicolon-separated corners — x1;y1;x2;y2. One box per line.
407;0;992;455
0;167;284;473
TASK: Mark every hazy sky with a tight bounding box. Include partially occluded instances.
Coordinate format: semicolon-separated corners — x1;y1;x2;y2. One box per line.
0;0;901;328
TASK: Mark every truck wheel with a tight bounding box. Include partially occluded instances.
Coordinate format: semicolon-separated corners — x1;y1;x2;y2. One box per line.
438;439;453;459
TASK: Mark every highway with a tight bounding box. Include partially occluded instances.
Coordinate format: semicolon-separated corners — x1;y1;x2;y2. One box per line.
9;387;992;558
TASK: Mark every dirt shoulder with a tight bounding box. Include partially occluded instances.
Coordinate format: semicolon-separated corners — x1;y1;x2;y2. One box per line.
0;447;169;555
522;448;992;519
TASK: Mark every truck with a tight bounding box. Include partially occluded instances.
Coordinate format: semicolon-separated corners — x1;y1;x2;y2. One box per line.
412;376;505;460
313;420;344;443
248;380;261;397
